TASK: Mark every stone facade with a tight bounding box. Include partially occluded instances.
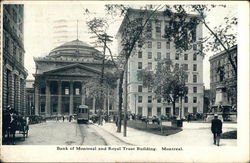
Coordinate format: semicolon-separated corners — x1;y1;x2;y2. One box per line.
26;80;35;115
117;9;204;118
2;4;28;115
33;39;114;117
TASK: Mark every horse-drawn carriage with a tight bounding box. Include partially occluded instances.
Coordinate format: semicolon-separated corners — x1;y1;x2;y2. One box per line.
3;109;29;145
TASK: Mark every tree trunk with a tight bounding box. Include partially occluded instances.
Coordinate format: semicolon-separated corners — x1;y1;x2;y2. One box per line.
117;71;124;133
123;63;128;137
172;99;176;118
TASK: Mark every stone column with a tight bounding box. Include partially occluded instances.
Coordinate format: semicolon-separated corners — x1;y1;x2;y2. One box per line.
45;81;51;117
81;82;85;105
34;84;39;115
57;81;62;115
16;75;21;114
93;97;96;114
69;81;74;115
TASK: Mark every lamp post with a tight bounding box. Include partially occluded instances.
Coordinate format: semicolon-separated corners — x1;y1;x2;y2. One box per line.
134;94;137;116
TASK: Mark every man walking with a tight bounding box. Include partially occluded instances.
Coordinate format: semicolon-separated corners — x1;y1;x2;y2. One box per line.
211;114;223;146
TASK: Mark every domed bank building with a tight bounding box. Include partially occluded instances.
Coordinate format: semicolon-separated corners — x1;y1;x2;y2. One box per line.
33;39;114;117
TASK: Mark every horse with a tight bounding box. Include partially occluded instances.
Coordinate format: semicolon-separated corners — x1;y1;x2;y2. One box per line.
2;110;17;145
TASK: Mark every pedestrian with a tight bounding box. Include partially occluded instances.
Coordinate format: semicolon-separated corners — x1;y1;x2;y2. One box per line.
211;114;222;146
62;116;65;122
187;113;191;123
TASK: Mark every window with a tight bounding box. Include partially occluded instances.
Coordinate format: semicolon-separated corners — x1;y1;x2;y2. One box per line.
183;64;188;71
146;21;152;39
175;107;179;116
65;88;69;95
137;71;142;81
75;88;80;95
193;44;197;50
165;107;171;115
184;96;188;103
41;104;45;112
138;85;143;92
157;42;161;49
148;107;152;117
185;74;188;83
148;62;152;70
193;107;197;114
166;53;170;59
138;51;142;58
193;64;197;71
193;53;197;61
148;41;152;48
138;62;142;69
148;86;152;93
138;107;143;115
138;96;143;103
157;98;161;103
184;107;189;115
184;54;188;60
155;20;161;38
157;107;161;116
193;75;197;83
148;52;152;59
157;52;161;59
193;87;197;93
138;40;143;48
193;97;197;103
175;53;179;60
175;63;179;69
148;96;152;103
166;42;170;49
176;98;179;103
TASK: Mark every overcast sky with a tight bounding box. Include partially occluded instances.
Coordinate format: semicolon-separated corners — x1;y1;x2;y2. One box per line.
23;2;237;89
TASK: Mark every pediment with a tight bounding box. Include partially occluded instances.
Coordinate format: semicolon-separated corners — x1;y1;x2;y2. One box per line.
43;64;101;76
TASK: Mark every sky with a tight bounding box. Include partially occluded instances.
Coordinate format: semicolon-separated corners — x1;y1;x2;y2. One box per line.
23;2;237;89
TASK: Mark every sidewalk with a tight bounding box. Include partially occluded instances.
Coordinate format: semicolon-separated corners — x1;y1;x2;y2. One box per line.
95;121;237;146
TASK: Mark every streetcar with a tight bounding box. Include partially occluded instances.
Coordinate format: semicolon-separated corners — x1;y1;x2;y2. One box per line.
77;105;89;124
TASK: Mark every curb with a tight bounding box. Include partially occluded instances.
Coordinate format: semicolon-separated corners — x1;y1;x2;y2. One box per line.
94;124;135;146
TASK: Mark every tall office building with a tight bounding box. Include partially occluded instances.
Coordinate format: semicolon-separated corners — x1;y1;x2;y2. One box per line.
117;9;204;118
2;4;28;115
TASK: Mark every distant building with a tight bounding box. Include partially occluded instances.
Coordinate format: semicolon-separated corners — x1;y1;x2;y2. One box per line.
209;45;237;106
26;80;35;115
2;4;28;115
33;39;115;117
203;89;211;113
117;9;204;118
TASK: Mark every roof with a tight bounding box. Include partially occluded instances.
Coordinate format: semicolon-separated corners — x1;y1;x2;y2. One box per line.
209;45;237;61
48;39;99;57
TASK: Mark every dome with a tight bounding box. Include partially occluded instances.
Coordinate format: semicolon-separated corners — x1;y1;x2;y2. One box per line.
48;39;100;57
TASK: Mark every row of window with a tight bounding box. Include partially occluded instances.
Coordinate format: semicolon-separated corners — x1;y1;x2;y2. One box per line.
146;41;198;51
144;20;197;41
137;85;198;93
137;95;198;104
4;35;24;65
137;96;197;103
137;62;197;72
138;51;198;61
40;87;82;95
137;106;198;117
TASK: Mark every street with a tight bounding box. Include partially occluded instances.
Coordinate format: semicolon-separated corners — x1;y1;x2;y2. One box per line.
14;121;130;145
